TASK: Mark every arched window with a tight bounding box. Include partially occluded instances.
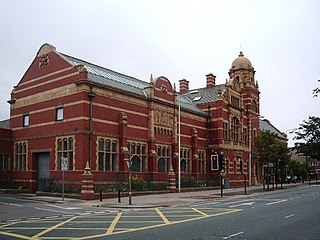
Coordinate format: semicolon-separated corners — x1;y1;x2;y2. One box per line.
180;148;191;173
231;117;240;142
131;155;141;172
127;142;147;172
180;160;187;173
158;157;166;173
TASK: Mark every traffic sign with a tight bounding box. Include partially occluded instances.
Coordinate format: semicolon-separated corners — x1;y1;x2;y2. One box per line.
61;157;68;171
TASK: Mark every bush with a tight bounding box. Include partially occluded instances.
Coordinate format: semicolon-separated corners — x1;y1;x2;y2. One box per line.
131;176;146;191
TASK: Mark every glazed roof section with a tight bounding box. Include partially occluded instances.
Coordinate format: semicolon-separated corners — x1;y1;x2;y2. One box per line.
0;119;10;129
62;53;207;116
260;119;287;140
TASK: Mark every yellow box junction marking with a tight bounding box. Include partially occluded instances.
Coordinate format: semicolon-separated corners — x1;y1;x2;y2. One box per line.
192;208;208;216
31;216;78;239
155;208;170;224
106;212;122;234
0;207;243;240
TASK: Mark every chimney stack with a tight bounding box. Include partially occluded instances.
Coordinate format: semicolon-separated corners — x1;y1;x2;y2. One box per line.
179;79;189;94
206;73;216;88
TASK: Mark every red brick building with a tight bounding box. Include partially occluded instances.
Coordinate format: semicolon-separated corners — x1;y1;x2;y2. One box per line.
0;43;264;192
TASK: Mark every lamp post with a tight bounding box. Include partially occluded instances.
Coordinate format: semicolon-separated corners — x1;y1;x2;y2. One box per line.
178;90;198;192
124;158;132;205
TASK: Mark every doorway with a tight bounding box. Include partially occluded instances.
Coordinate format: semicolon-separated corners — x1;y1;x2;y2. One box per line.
37;152;50;191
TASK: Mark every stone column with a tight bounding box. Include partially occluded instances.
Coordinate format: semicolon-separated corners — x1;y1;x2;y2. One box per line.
80;161;95;200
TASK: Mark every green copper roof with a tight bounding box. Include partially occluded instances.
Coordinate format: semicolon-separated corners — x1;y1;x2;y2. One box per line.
62;53;149;92
260;119;286;140
184;85;226;104
62;53;207;116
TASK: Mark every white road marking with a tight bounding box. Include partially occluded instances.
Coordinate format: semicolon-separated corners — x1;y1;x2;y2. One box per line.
0;202;23;207
35;207;71;214
266;199;287;206
191;202;219;207
47;204;82;210
284;214;295;219
7;219;22;222
222;231;244;239
27;217;40;220
9;203;23;207
229;202;255;208
44;216;59;219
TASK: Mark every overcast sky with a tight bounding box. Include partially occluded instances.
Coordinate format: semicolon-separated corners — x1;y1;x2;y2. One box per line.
0;0;319;146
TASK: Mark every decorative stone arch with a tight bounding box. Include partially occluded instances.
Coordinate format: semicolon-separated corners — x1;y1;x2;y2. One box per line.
153;76;173;93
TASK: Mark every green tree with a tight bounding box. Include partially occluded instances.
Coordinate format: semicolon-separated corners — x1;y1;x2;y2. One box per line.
255;130;290;166
294;116;320;161
285;159;308;180
313;80;320;98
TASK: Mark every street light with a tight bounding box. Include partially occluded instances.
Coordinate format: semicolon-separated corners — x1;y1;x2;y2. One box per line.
248;115;264;186
178;90;198;192
123;158;132;205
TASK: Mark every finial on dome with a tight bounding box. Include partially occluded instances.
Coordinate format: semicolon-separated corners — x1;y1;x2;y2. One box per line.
239;51;244;57
150;74;153;82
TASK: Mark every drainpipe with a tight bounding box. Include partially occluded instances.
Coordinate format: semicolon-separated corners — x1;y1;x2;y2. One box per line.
88;87;96;168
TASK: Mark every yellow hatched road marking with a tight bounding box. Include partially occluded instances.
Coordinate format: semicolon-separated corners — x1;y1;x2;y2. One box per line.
0;221;18;229
106;212;122;234
155;208;170;224
0;230;32;239
192;208;208;216
31;216;78;239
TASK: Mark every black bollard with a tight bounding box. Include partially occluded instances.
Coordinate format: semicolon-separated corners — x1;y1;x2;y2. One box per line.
118;189;121;203
100;189;102;202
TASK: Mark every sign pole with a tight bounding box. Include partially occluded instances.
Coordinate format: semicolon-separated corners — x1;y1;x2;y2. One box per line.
60;157;68;202
62;170;65;202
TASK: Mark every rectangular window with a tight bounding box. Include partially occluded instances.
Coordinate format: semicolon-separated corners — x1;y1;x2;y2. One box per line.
225;159;229;174
231;96;240;108
223;122;229;140
198;150;206;174
98;138;118;172
56;107;64;121
0;154;10;171
243;128;248;146
14;142;27;171
56;136;74;170
23;114;29;127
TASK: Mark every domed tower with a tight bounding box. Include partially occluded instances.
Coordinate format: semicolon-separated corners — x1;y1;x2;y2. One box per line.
228;51;257;88
227;51;260;114
227;51;260;186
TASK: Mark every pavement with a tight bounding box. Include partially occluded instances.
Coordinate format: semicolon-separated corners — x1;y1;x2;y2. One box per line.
18;181;313;209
